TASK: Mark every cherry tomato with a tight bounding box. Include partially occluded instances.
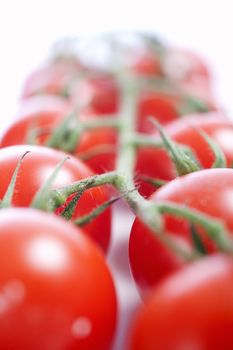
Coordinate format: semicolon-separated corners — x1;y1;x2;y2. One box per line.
129;168;233;297
137;87;216;134
128;49;162;76
77;126;117;173
71;75;119;115
136;113;233;197
0;109;117;174
137;91;179;133
129;254;233;350
0;207;117;350
0;145;111;253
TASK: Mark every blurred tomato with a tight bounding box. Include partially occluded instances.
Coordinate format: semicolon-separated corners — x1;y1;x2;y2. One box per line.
136;112;232;197
0;208;117;350
0;145;112;253
130;168;233;297
129;254;233;350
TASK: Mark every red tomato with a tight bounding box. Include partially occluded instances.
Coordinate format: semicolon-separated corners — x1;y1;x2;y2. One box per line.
129;254;233;350
71;75;120;115
77;127;117;173
129;168;233;297
0;208;117;350
136;113;233;197
0;110;117;174
137;88;217;134
129;50;162;76
137;91;179;133
0;145;111;253
0;112;64;147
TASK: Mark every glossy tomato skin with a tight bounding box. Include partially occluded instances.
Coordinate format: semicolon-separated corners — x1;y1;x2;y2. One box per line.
136;113;233;197
0;208;117;350
0;145;111;253
129;254;233;350
129;168;233;298
129;216;185;299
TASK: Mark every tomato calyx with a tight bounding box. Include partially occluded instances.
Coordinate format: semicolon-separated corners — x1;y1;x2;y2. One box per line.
0;151;30;209
151;119;227;177
31;156;70;211
34;109;119;154
152;119;201;175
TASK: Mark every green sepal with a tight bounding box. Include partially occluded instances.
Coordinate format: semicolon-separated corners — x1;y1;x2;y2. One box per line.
151;119;201;176
30;156;69;211
178;96;210;115
74;195;120;226
59;190;85;221
0;151;30;209
45;111;78;149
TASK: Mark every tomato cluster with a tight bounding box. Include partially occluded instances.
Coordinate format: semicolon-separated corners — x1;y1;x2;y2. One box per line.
1;32;233;350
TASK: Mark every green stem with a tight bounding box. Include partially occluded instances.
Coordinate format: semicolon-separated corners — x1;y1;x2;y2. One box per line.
51;171;117;206
47;75;233;261
156;201;233;252
82;117;121;130
130;133;164;148
114;77;197;259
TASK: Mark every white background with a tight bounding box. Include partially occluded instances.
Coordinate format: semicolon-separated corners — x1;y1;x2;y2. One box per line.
0;1;233;349
0;0;233;124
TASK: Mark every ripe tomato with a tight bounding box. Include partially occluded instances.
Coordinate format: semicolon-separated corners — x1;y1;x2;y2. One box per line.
129;168;233;298
71;75;119;115
136;113;233;197
137;91;178;133
129;254;233;350
2;110;231;198
137;88;216;134
128;49;162;76
0;145;111;253
0;109;117;174
76;126;117;173
0;208;117;350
